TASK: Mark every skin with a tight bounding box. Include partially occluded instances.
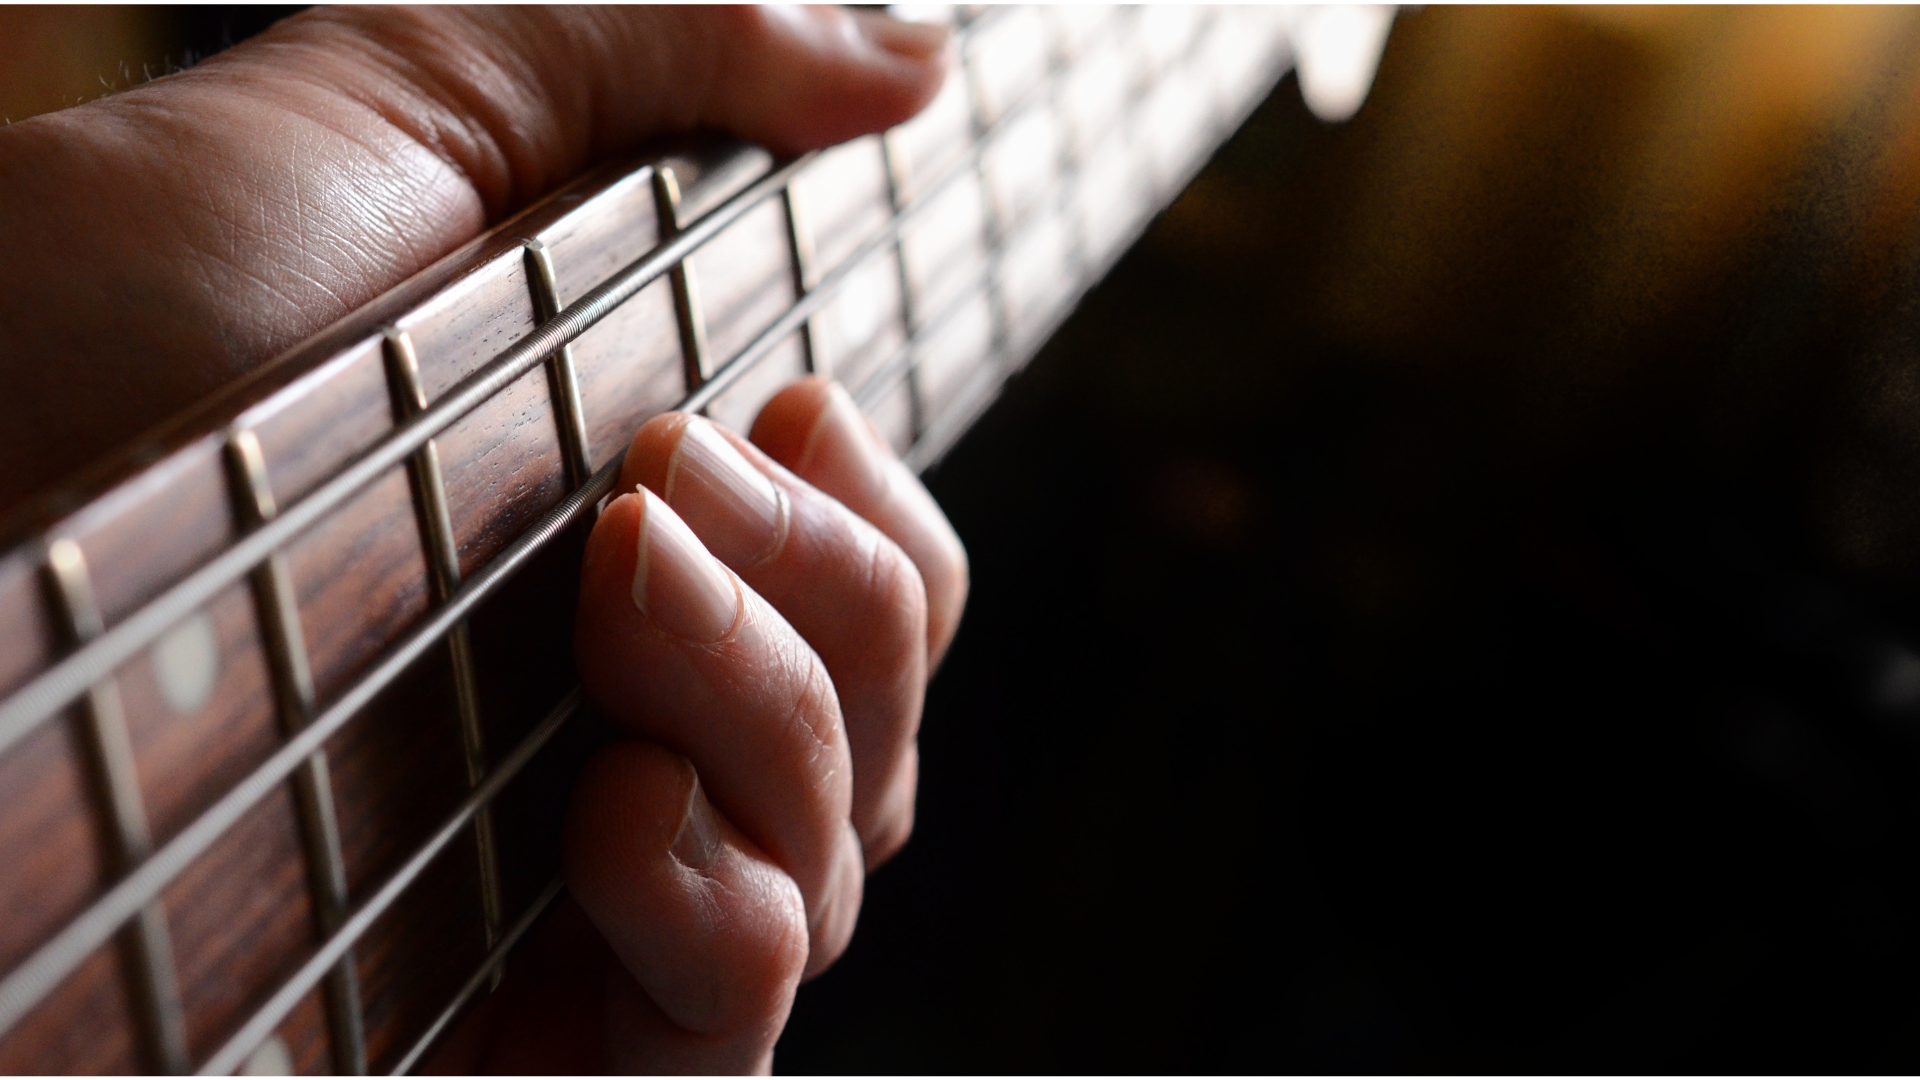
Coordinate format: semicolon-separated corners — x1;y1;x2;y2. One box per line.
0;7;968;1072
0;5;949;514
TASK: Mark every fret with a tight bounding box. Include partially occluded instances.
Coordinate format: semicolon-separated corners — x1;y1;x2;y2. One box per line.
962;26;1013;413
965;7;1051;127
520;240;594;493
790;137;908;396
0;549;56;701
881;135;927;439
1060;21;1136;162
532;163;678;472
653;166;713;393
1042;9;1095;290
906;290;996;432
44;540;190;1074
982;99;1064;234
225;430;368;1075
780;184;821;375
0;6;1305;1070
882;56;976;205
199;692;581;1077
381;330;506;966
686;182;811;435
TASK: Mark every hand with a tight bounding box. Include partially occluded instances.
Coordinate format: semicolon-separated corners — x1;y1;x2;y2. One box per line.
0;5;948;512
428;378;968;1073
0;6;965;1070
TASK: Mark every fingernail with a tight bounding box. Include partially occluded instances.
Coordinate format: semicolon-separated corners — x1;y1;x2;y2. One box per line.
851;9;950;61
799;383;892;507
670;760;723;872
663;416;787;569
631;487;740;643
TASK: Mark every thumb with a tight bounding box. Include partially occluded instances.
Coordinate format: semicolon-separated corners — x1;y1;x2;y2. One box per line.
0;6;948;509
199;4;952;218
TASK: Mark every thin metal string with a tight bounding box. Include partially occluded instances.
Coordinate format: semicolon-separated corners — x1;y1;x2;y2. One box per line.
382;329;507;963
42;540;190;1074
0;154;813;759
388;876;565;1076
0;4;1285;1061
225;430;369;1075
0;90;995;1043
196;691;582;1077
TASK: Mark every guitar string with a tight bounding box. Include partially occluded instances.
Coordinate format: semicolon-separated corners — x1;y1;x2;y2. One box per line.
249;10;1260;1070
387;875;566;1078
0;4;1290;1065
405;13;1287;1070
225;429;370;1075
196;691;580;1078
0;7;1080;1044
0;0;1037;755
0;154;812;759
387;11;1283;1072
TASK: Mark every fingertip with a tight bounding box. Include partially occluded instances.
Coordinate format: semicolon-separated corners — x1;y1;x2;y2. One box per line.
618;411;694;499
748;376;837;467
706;7;953;154
847;9;952;64
579;491;644;618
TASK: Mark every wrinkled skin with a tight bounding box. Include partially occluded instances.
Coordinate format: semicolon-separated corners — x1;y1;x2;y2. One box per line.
0;5;944;512
0;8;967;1072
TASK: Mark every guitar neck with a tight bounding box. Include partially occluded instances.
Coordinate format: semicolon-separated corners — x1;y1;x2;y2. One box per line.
0;7;1294;1073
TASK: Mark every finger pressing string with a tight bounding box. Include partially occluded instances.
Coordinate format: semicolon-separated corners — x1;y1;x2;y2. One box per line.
753;378;972;667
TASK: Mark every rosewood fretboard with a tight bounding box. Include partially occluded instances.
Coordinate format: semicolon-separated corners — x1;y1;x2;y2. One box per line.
0;7;1296;1073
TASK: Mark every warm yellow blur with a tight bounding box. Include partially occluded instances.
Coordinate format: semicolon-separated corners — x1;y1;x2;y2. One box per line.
0;6;181;124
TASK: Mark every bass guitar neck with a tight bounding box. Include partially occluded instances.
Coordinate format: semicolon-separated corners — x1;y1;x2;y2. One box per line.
0;7;1297;1073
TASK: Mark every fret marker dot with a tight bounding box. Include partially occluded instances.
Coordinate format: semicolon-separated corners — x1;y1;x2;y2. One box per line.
152;612;219;714
240;1034;293;1076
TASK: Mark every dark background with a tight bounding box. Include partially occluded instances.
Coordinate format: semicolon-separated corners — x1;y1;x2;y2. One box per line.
775;9;1920;1073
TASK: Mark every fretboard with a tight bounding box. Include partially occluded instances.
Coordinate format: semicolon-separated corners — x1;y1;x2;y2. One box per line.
0;7;1295;1073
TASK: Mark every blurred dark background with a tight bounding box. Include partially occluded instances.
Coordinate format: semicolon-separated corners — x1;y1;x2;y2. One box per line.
775;7;1920;1073
20;4;1920;1072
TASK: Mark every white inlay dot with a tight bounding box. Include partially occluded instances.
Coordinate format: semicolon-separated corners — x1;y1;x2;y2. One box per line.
152;611;219;714
240;1034;293;1076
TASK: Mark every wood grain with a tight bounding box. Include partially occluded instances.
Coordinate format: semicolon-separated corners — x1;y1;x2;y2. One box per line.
0;8;1298;1071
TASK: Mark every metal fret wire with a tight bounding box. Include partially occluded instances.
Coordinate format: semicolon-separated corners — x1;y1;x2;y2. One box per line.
197;692;581;1077
0;153;816;759
654;166;713;392
394;10;1277;1069
0;4;1286;1063
224;430;369;1075
877;135;926;438
0;35;1030;1042
43;540;190;1074
382;329;508;967
780;184;820;376
521;239;596;493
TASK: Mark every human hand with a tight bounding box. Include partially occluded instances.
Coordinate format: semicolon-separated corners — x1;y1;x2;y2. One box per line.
422;377;967;1073
0;5;948;512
